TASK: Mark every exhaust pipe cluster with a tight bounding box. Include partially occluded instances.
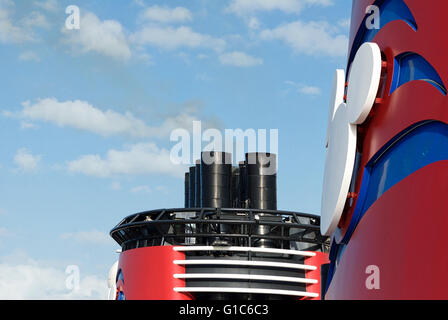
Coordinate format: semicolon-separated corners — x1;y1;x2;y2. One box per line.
184;151;277;210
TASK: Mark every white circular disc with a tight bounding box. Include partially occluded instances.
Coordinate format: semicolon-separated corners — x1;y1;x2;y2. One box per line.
326;69;345;148
321;103;357;236
346;42;382;125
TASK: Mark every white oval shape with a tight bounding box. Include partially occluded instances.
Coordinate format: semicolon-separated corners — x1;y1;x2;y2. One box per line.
346;42;382;125
321;103;357;236
107;260;119;300
326;69;346;148
107;260;118;288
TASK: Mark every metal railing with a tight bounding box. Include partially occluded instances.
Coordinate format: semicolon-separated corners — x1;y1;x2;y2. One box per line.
110;208;328;252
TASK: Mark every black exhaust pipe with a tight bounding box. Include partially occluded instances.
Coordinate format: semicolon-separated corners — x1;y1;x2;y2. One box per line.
200;151;232;208
246;152;277;210
184;172;190;208
188;166;196;208
245;152;280;248
195;160;201;207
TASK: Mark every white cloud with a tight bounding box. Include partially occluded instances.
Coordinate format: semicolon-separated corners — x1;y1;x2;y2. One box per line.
299;85;321;95
20;121;38;129
0;0;35;43
18;98;151;137
14;148;41;173
227;0;333;15
67;143;186;178
134;0;145;7
260;20;348;57
131;25;226;52
219;51;263;67
130;185;151;194
248;17;260;30
285;80;321;95
306;0;333;5
12;98;199;139
0;252;106;299
21;11;49;29
110;182;121;190
140;5;193;23
2;110;13;117
136;51;154;65
62;11;131;61
60;230;111;246
18;51;40;62
34;0;58;12
338;18;351;28
197;53;209;60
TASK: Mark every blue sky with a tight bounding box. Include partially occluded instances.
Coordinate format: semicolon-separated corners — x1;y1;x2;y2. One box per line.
0;0;351;299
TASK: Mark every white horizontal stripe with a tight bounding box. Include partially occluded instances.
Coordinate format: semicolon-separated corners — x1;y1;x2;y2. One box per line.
173;246;316;257
173;259;317;271
173;287;319;298
173;273;318;284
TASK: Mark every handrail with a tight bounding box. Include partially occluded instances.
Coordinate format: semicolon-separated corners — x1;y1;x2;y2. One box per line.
110;207;327;251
